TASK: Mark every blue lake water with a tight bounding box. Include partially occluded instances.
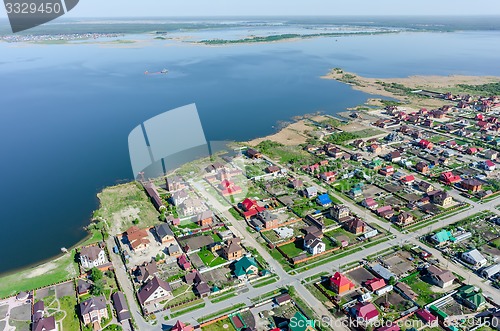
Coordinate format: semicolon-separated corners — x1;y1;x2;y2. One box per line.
1;29;500;274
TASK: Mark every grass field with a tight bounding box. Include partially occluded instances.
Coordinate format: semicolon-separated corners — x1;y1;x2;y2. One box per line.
59;295;80;331
197;250;227;267
202;318;237;331
95;182;160;234
0;250;78;299
279;241;306;258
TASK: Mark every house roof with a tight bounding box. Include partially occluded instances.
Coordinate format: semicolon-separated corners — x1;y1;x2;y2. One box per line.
137;276;172;305
331;272;354;288
195;282;211;295
155;223;174;239
463;249;486;263
79;296;107;315
346;218;366;230
354;302;379;320
224;238;243;255
111;291;131;322
80;245;103;261
427;265;454;283
364;197;377;206
135;261;158;283
171;320;194;331
305;186;317;195
77;279;92;294
234;256;257;277
416;309;437;323
317;194;332;205
364;278;386;291
432;229;455;243
33;316;56;331
275;293;292;304
371;264;395;280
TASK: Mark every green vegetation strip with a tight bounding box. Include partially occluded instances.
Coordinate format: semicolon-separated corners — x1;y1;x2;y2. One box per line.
169;302;206;319
210;292;237;303
197;303;246;323
170;299;205;312
293;247;363;274
303;271;329;283
252;276;278;288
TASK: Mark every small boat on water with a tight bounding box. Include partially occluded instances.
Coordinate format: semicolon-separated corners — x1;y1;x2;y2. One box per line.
145;69;168;75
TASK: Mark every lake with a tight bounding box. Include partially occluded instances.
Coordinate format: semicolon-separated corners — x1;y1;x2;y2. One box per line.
1;27;500;274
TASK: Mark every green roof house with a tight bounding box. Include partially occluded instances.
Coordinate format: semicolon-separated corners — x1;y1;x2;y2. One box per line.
233;256;258;279
455;285;486;310
289;311;315;331
430;230;455;245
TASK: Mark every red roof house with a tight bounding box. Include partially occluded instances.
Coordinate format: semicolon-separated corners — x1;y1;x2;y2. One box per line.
440;171;462;185
241;198;265;218
401;175;415;185
419;139;434;150
171;321;194;331
416;309;437;325
177;255;191;271
364;278;386;292
330;272;355;295
353;302;379;323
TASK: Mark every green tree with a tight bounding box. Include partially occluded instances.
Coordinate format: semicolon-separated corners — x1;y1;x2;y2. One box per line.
91;279;104;296
91;267;103;282
388;276;396;285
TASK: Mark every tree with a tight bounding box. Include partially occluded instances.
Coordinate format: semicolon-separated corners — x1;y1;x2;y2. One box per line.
91;267;103;282
388;276;396;285
91;279;104;296
159;213;166;222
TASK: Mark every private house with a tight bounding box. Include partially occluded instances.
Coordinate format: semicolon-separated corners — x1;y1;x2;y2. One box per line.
416;309;437;326
304;186;318;198
143;182;164;211
369;144;382;154
222;238;243;261
379;165;394;176
32;301;57;331
350;186;363;197
256;210;279;229
265;165;280;173
418;139;434;150
233;256;258;279
196;210;213;226
111;292;131;323
455;285;486;310
316;194;332;207
431;230;455;246
154;224;175;244
483;160;496;171
330;272;355;295
168;244;181;257
418;181;434;193
241;198;265;218
461;179;483;192
179;198;205;216
344;218;366;234
178;255;191;270
362;198;378;210
330;205;350;222
205;162;225;174
416;162;430;174
166;176;185;192
171;320;194;331
289;312;315;331
289;178;304;189
466;147;479;155
440;172;462;185
184;269;210;297
353;139;365;149
396;282;417;301
426;266;455;288
386;151;402;163
246;148;262;158
461;249;487;268
219;179;242;196
351;302;379;325
482;264;500;279
274;293;292;306
77;279;92;296
400;175;416;185
370;158;384;170
137;276;173;312
397;212;414;226
125;226;150;251
170;189;189;206
320;171;336;183
376;206;394;219
79;245;106;269
431;191;453;208
484;149;498;160
303;233;325;255
134;261;158;284
364;278;386;292
79;296;108;327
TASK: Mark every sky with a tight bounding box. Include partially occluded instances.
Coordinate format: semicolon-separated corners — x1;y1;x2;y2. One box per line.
1;0;500;18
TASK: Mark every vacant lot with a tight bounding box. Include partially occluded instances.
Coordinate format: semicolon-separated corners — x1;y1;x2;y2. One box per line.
202;317;237;331
347;267;376;286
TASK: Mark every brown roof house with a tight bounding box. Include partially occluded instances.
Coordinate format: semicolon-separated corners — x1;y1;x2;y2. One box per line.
461;179;483;192
222;238;243;261
111;291;131;322
196;210;213;226
137;276;172;313
184;270;211;298
32;300;57;331
431;191;453;208
330;205;351;222
416;162;430;174
134;260;158;284
126;226;151;251
79;245;107;269
154;224;175;244
79;296;108;327
344;218;366;235
427;266;455;288
256;210;279;229
397;212;414;226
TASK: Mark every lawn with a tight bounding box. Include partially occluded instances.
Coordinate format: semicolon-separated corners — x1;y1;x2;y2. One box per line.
79;228;104;247
202;318;237;331
197;250;227;267
0;250;78;299
279;241;306;258
59;295;80;331
95;181;159;234
402;273;443;306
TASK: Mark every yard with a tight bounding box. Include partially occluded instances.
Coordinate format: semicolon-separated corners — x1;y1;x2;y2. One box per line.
402;273;444;306
197;249;227;268
202;317;237;331
278;240;307;258
0;250;79;299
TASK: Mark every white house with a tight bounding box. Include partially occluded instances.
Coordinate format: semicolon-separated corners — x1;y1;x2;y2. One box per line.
137;276;172;313
462;249;487;268
79;246;106;269
303;234;325;255
482;264;500;279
